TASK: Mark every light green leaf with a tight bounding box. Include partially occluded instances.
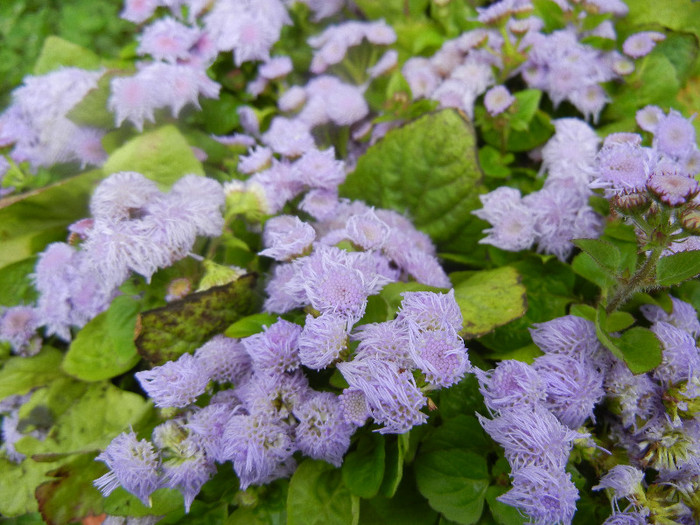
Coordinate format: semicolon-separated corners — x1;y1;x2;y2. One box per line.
102;125;204;190
614;327;663;375
136;275;258;365
510;89;542;129
0;170;104;268
414;416;489;524
35;452;105;525
33;36;101;75
16;381;152;457
66;72;121;129
225;313;280;339
656;250;700;287
287;460;356;525
478;146;513;178
103;487;184;519
0;457;52;516
0;347;64;402
341;433;386;499
62;296;141;382
340;109;486;254
572;252;616;290
453;267;527;338
0;256;38;306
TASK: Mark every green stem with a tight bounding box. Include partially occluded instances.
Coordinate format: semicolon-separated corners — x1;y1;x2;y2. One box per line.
605;246;663;314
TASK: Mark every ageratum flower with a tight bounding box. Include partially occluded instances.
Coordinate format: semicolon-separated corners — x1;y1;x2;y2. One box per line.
136;353;210;408
242;318;302;375
94;430;162;506
298;313;349;370
474;359;546;414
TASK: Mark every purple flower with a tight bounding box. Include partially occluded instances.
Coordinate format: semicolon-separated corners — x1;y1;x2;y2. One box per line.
263;263;308;314
137;17;201;63
593;465;645;501
293;391;354;467
345;209;391;250
529;315;604;363
242;319;302;375
604;360;662;429
640;297;700;339
238;146;273;174
653;110;696;160
484;85;515;116
337;358;427;434
478;406;584;472
135;353;210;408
647;162;698;206
194;335;251;385
298;313;349;370
89;171;161;221
0;306;39;355
293;147;345;190
259;216;316;261
623;31;666;59
407;323;470;388
220;412;295;490
533;353;605;429
238;371;310;420
397;290;463;332
601;510;650;525
636;105;664;133
474;360;546;414
497;466;579;525
262;117;315;157
353;320;412;367
650;321;700;386
94;430;162;506
338;388;369;427
593;139;650;194
161;448;216;513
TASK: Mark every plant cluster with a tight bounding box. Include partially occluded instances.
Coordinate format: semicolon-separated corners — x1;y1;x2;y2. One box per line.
1;1;700;524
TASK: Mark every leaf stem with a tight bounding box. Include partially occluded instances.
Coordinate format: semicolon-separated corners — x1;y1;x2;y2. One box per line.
606;246;662;314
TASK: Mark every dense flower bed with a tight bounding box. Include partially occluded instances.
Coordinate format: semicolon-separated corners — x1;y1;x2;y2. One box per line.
1;1;700;524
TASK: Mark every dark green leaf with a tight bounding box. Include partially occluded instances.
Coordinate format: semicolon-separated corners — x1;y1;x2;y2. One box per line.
35;453;105;525
485;486;524;525
0;347;64;402
379;433;408;498
225;313;280;339
361;467;438;525
102;125;205;190
200;93;240;135
287;460;357;525
510;89;541;129
103;487;184;519
414;416;489;524
478;146;513;178
341;433;385;499
62;296;141;382
603;311;635;333
340;110;486;255
438;375;486;420
656;250;700;286
136;275;258;365
453;267;527;338
614;327;663;375
569;303;596;322
572;238;622;274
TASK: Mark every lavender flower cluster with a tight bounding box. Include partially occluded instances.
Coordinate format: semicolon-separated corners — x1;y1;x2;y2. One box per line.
476;297;700;524
95;285;470;508
0;172;224;350
474;118;603;259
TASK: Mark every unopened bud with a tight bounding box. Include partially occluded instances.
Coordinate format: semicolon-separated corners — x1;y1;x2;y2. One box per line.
611;191;650;214
680;206;700;235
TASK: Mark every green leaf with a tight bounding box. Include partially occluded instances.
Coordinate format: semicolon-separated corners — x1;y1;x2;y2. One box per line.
287;460;357;525
62;296;141;382
16;381;152;457
603;311;636;333
104;487;184;519
136;275;258;365
225;313;280;338
624;0;700;41
482;110;554;152
35;453;105;525
0;347;64;402
0;457;52;516
66;72;120;129
33;36;101;75
379;281;446;315
485;486;524;525
102;125;205;190
340;109;486;254
200;93;241;135
510;89;541;129
379;433;408;498
614;327;663;375
569;303;596;322
360;467;438;525
572;252;616;290
438;375;487;420
656;250;700;286
478;146;513;178
0;256;38;306
0;170;104;268
414;416;489;524
453;267;527;338
572;238;622;275
341;433;386;499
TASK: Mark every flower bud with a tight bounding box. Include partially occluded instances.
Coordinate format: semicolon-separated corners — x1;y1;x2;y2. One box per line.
680;206;700;235
611;191;651;215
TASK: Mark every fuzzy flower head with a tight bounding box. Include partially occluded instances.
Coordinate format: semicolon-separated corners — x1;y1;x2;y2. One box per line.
484;85;515;116
653;109;697;160
497;466;579;525
259;215;316;261
297;313;349;370
136;353;210;408
529;315;603;362
242;319;302;375
94;430;162;506
407;323;470;388
623;31;666;59
475;359;546;414
194;335;251;385
397;290;463;332
353;320;412;367
292;391;354;467
338;358;427;434
0;306;39;355
345;209;391;250
593;465;645;503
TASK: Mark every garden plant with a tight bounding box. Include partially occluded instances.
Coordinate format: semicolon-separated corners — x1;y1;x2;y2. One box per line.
1;0;700;524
